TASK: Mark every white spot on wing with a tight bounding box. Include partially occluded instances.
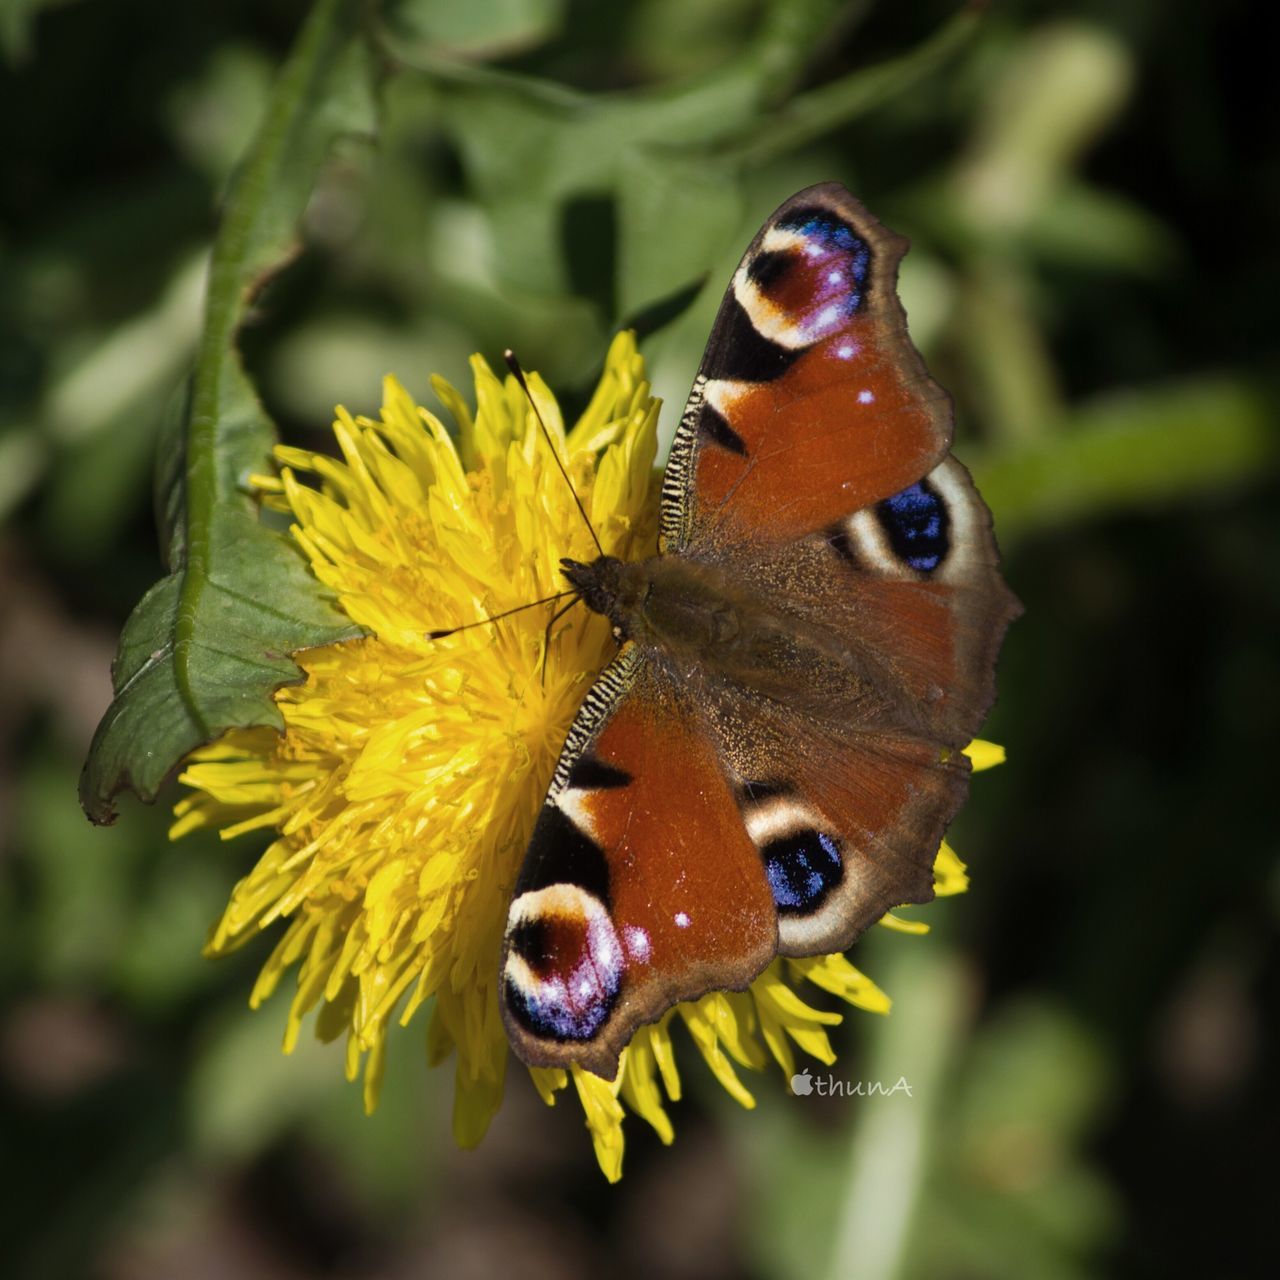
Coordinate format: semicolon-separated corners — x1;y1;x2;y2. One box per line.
813;304;841;332
761;227;809;255
554;785;595;835
623;925;651;962
507;883;608;935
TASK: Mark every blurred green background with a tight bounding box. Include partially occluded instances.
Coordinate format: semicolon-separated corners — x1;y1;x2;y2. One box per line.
2;0;1277;1276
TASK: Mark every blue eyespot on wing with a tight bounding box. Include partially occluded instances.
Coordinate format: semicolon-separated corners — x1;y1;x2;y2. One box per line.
503;882;623;1042
762;829;844;913
876;480;949;573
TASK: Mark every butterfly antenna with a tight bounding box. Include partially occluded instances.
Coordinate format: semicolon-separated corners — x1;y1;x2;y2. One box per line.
504;349;605;559
427;590;576;640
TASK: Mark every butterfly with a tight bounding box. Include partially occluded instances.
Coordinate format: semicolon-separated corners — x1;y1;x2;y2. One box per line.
500;183;1020;1079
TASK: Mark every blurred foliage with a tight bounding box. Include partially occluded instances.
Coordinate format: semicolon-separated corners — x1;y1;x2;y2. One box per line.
2;1;1277;1278
79;0;372;822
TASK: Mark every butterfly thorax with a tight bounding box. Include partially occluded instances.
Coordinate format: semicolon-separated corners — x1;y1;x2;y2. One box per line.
561;555;745;653
563;552;917;728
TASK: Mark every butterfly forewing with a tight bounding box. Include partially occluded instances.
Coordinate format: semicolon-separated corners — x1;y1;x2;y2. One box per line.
661;183;953;555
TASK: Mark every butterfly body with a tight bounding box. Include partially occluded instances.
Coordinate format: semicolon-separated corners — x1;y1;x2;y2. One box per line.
502;184;1020;1079
562;553;816;666
564;550;942;742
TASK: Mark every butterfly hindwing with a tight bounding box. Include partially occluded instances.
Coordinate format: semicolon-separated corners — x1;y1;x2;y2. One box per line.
702;687;970;956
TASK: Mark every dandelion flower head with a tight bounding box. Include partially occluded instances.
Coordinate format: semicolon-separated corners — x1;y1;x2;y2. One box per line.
172;332;1000;1180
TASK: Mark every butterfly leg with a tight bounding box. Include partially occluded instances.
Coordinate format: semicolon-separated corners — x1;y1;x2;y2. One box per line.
541;596;582;687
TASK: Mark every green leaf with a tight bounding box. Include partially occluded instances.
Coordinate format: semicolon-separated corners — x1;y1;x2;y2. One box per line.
0;0;58;63
402;0;853;318
1025;181;1178;275
957;21;1132;235
726;2;985;166
616;150;743;318
403;0;981;337
80;0;377;824
971;378;1280;540
384;0;566;59
188;987;349;1164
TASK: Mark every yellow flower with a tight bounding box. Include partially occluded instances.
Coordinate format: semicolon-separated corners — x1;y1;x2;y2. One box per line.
171;331;1003;1181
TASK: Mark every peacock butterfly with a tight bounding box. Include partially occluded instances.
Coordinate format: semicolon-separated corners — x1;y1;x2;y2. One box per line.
499;183;1020;1078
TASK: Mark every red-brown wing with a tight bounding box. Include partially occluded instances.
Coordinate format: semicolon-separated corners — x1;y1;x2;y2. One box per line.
660;183;952;554
700;684;971;958
501;646;777;1079
820;454;1021;746
683;463;1018;957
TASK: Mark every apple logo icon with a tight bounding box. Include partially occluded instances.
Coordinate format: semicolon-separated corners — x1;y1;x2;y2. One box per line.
790;1069;813;1096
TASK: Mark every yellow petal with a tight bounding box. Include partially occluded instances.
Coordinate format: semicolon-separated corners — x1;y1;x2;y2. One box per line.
964;738;1006;770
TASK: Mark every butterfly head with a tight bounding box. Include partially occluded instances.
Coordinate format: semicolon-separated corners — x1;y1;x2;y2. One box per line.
559;555;645;640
